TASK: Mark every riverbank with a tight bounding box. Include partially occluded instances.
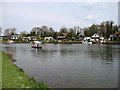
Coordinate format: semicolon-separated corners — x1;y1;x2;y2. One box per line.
2;50;48;88
1;40;120;44
0;40;31;44
101;41;120;44
0;50;2;89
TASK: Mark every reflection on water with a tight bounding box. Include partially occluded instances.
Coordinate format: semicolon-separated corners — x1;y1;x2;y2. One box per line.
2;44;118;88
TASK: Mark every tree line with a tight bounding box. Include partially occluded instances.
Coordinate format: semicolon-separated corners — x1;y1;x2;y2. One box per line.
1;20;119;39
83;20;118;38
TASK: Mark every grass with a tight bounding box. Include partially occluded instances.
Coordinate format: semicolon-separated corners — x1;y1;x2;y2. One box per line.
2;50;49;89
14;41;31;43
0;40;32;44
0;50;2;89
0;40;8;44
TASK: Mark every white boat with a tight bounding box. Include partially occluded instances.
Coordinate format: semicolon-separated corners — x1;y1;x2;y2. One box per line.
32;41;42;44
8;40;14;44
82;40;92;44
82;37;92;44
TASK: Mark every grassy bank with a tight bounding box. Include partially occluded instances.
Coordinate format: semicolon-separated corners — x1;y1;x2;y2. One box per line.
2;50;48;88
0;50;2;89
0;40;31;44
102;40;120;44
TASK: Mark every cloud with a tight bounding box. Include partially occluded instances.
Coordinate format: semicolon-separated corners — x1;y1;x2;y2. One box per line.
80;1;99;10
88;0;98;3
3;5;85;31
1;0;119;2
2;1;118;33
84;15;98;21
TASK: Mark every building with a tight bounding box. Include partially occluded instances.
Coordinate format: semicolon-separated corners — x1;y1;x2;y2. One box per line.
91;33;105;43
0;36;8;40
22;36;37;41
57;33;68;40
2;35;12;40
30;36;37;40
109;32;120;41
91;34;100;41
22;37;31;41
11;35;20;40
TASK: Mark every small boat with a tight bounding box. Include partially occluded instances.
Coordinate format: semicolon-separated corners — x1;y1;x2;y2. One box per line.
8;40;14;44
82;41;92;44
82;37;92;45
82;39;92;45
31;45;42;49
32;41;42;44
31;41;42;49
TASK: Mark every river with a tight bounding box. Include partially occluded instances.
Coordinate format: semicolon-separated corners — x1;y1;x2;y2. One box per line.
2;43;119;88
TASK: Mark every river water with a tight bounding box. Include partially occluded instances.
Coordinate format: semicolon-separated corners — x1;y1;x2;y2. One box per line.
2;44;119;88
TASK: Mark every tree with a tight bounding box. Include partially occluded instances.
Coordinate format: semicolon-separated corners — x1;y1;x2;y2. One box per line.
20;31;28;35
83;27;90;36
31;27;42;38
83;21;118;38
59;26;68;34
11;27;16;35
4;28;10;35
104;21;116;38
0;27;2;35
89;24;99;35
4;28;17;35
48;27;55;37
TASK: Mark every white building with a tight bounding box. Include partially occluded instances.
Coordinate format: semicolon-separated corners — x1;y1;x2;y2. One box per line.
91;34;100;41
22;37;31;41
91;34;105;42
91;34;100;38
11;35;20;40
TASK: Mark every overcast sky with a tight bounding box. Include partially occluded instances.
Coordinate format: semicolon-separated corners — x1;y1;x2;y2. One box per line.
1;0;119;33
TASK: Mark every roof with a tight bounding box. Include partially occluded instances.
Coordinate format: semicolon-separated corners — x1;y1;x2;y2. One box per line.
61;33;68;37
33;41;41;44
57;36;66;39
44;37;53;38
114;32;120;35
91;34;100;38
57;33;68;39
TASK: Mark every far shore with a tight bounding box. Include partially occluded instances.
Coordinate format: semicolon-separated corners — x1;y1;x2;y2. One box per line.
0;40;120;44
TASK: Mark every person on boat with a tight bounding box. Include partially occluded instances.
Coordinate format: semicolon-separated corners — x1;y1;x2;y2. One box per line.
37;44;39;47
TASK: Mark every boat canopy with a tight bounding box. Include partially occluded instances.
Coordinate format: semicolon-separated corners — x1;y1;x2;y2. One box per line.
33;41;41;44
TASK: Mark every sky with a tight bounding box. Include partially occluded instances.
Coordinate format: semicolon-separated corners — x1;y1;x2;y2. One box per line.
0;0;119;33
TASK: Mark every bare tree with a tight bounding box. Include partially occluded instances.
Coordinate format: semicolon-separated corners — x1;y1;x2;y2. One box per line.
11;27;16;35
4;28;10;35
20;31;28;35
0;27;2;35
4;28;17;35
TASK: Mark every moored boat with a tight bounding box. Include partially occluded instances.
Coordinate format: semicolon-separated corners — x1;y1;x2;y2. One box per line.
8;40;14;44
82;37;92;45
82;40;92;44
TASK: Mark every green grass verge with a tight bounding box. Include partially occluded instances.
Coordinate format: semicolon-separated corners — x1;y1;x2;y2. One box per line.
2;50;49;89
0;50;2;89
14;41;31;43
